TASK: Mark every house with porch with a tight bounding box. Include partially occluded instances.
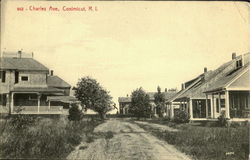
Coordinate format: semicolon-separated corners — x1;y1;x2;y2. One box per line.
204;52;250;121
167;52;250;121
119;88;178;117
0;51;78;114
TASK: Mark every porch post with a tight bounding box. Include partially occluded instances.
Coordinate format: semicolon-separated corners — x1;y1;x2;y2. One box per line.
154;105;157;115
123;106;125;114
189;99;193;120
48;101;51;111
10;92;14;114
211;94;215;118
205;94;209;118
166;104;169;117
170;103;174;119
218;92;221;114
186;100;189;113
225;91;230;119
37;94;41;113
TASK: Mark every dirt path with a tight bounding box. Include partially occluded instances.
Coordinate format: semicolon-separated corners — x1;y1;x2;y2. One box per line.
67;119;192;160
134;121;178;132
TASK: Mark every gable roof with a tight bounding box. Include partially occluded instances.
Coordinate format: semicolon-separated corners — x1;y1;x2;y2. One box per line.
0;57;49;71
167;74;204;103
175;52;250;98
118;91;178;103
47;76;71;88
204;61;250;93
118;97;131;103
176;61;234;100
147;92;178;101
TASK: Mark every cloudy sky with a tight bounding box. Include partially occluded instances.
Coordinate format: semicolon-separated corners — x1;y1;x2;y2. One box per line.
1;1;249;113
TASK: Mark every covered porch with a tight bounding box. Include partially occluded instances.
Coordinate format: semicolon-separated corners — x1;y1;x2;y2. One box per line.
10;93;64;114
9;87;73;114
205;90;250;120
175;97;210;120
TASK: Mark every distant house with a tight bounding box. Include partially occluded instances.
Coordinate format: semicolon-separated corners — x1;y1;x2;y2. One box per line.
118;89;178;117
167;52;250;121
118;96;131;115
0;51;78;114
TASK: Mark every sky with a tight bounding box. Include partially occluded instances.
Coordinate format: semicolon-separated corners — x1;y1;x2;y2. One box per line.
1;1;250;113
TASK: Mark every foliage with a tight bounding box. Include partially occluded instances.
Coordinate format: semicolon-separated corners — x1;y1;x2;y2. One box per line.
0;116;102;159
137;121;249;160
173;110;190;123
217;111;228;127
74;76;114;119
129;87;151;119
9;115;37;130
68;104;83;121
154;86;166;117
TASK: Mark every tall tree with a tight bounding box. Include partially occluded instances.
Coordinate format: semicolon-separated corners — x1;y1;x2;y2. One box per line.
74;76;113;119
154;86;166;117
130;87;151;119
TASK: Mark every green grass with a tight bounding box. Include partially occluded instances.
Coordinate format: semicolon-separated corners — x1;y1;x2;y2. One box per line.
0;115;103;159
135;120;249;160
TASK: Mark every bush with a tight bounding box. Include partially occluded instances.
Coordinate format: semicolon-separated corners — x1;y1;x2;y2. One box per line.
9;115;37;130
68;104;83;121
162;116;171;121
105;131;114;140
217;111;228;127
173;110;190;123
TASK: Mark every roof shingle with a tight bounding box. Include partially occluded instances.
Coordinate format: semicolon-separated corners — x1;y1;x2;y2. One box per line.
47;76;71;88
0;57;49;71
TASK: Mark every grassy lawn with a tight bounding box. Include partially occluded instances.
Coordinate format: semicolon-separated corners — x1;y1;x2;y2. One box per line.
134;119;249;160
0;115;103;159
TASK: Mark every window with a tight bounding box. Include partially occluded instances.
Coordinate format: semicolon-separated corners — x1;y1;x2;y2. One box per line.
220;99;225;108
0;71;6;83
236;59;242;68
0;94;7;106
15;71;19;83
21;76;28;81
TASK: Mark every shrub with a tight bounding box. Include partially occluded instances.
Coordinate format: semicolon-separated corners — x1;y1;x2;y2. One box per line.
105;131;114;140
9;115;37;130
173;110;190;123
217;111;228;127
68;104;83;121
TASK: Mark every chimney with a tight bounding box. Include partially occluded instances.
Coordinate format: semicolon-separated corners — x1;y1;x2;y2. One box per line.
50;70;54;76
165;88;168;92
204;67;207;73
232;52;236;60
18;50;22;58
32;52;34;58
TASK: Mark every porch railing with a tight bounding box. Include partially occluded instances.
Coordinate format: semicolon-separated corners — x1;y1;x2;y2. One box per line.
13;105;64;114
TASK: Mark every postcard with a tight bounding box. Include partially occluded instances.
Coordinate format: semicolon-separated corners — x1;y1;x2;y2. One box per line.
0;1;249;160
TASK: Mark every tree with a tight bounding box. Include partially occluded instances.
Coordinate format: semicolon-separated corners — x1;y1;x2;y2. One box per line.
130;87;151;119
74;76;113;119
154;86;166;117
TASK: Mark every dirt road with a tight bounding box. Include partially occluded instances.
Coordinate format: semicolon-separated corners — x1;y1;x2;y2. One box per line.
67;119;192;160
